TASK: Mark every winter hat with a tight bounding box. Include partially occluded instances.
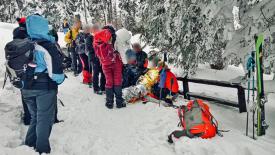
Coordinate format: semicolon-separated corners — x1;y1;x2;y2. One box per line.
16;17;26;27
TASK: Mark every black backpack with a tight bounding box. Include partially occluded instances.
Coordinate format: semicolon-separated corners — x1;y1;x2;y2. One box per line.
75;32;86;54
3;38;35;89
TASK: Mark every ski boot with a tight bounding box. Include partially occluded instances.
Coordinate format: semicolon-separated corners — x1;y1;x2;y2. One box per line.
105;88;114;109
114;86;126;108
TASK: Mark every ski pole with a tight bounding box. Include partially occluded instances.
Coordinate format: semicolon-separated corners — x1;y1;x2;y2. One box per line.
159;88;162;107
88;52;92;88
251;51;256;139
246;69;251;136
2;71;7;89
252;73;255;139
58;98;65;107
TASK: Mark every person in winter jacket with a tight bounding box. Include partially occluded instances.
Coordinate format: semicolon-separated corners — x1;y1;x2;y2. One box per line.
132;43;148;72
64;19;82;76
94;25;125;109
49;25;59;42
62;18;70;34
151;65;179;104
122;49;142;88
90;24;106;94
12;17;31;125
22;14;65;154
75;24;93;84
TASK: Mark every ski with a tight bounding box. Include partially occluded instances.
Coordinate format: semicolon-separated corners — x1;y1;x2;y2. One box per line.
255;34;268;136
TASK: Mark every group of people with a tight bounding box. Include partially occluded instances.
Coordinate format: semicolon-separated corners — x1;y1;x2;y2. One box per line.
7;14;180;154
63;17;150;108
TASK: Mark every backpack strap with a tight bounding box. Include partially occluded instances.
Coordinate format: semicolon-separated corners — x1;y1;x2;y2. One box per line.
168;130;186;143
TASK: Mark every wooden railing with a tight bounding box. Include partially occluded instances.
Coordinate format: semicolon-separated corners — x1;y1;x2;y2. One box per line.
177;76;247;113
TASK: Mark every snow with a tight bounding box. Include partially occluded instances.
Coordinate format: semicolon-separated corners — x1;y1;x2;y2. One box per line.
0;22;275;155
130;34;157;53
232;6;243;31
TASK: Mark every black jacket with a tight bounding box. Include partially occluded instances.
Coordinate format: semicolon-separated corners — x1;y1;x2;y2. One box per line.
26;40;64;90
85;34;98;62
136;51;148;69
122;64;143;88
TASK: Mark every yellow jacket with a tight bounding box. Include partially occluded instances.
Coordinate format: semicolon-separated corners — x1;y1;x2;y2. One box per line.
139;68;159;92
64;28;79;46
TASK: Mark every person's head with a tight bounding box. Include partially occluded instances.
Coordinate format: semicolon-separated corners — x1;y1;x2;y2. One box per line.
64;18;67;23
125;49;137;65
73;20;82;30
132;43;142;53
16;17;26;28
90;23;100;34
148;52;160;68
83;24;92;34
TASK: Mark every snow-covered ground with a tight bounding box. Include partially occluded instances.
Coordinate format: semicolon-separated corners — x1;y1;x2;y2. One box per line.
0;22;275;155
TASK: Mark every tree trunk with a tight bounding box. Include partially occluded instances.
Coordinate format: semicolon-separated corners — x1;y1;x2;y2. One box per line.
83;0;88;24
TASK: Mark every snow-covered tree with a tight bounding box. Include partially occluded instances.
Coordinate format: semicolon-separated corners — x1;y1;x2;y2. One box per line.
118;0;140;34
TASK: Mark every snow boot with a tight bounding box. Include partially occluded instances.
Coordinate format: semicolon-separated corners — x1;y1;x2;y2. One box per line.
105;88;114;109
114;86;126;108
94;90;103;95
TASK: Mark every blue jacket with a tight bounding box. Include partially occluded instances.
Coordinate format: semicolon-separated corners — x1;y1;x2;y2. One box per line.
24;15;65;90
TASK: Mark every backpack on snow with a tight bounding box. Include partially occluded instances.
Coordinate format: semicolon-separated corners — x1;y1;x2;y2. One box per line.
3;38;36;89
168;99;219;143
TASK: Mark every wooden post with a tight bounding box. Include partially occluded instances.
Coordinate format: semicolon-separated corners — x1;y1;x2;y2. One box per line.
237;86;247;113
182;76;190;100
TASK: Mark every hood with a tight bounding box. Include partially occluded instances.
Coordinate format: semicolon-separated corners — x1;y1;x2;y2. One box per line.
26;15;55;43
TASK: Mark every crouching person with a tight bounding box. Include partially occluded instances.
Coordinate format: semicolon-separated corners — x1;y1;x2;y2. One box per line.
22;15;65;154
94;25;126;109
122;49;142;88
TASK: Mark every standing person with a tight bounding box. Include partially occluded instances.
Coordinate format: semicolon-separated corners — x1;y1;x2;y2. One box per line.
132;43;148;72
90;24;106;94
62;18;70;34
94;25;125;109
75;24;92;84
48;24;63;124
13;17;31;125
22;14;65;154
65;19;82;76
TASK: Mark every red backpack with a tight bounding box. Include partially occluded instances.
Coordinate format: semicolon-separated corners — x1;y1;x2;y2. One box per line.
168;99;219;143
93;29;119;66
